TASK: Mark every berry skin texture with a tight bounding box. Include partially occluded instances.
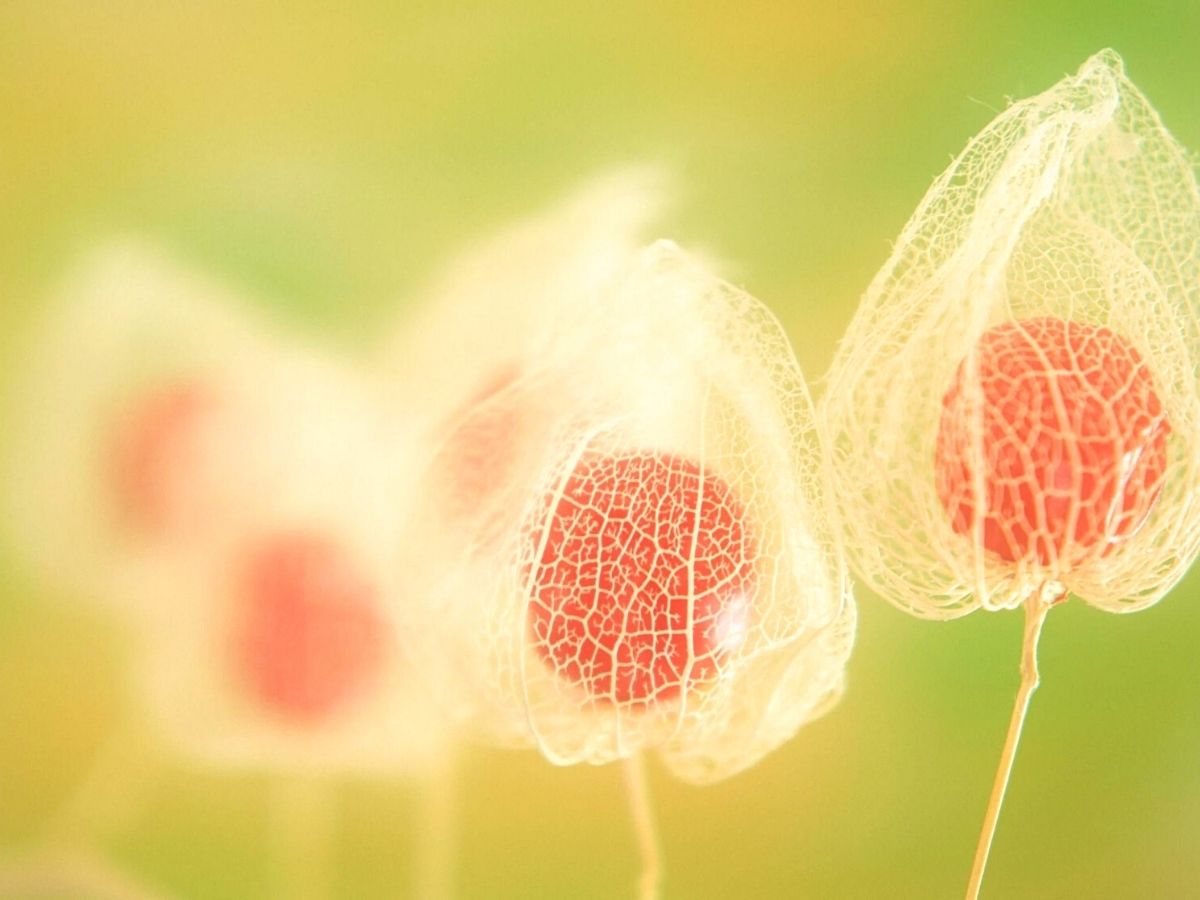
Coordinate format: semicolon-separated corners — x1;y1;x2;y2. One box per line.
935;316;1170;568
527;450;756;707
232;534;386;725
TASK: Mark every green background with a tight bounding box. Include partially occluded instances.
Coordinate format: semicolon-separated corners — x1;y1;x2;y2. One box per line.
2;2;1198;897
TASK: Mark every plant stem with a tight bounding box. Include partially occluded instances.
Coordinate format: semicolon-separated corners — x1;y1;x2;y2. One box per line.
412;758;457;900
622;753;662;900
271;776;334;900
965;592;1055;900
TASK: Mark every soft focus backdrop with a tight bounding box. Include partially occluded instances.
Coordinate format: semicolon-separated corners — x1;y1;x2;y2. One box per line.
2;3;1198;898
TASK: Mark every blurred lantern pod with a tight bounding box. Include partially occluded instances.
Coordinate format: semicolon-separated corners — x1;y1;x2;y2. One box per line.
820;49;1200;620
4;240;448;772
127;412;447;774
379;165;671;440
399;235;854;786
4;241;314;611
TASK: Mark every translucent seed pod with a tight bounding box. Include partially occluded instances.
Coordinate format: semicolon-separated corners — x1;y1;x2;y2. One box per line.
818;50;1200;898
128;353;445;774
405;240;854;785
6;245;451;896
820;49;1200;620
5;242;300;610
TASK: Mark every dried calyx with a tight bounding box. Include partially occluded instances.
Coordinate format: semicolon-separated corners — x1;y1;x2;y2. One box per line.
397;204;854;784
820;49;1200;618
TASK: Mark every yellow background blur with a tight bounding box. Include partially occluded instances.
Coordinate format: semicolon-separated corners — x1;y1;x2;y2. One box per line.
2;3;1198;898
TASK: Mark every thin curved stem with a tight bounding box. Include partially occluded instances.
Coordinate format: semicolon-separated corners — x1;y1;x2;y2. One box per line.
622;753;661;900
965;592;1056;900
270;776;335;900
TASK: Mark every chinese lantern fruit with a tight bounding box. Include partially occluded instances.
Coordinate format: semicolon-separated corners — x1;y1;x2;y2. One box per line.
527;449;756;707
935;316;1170;567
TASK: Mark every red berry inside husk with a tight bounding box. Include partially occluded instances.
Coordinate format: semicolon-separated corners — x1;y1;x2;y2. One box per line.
109;381;217;533
527;449;756;707
935;316;1170;567
232;533;387;724
434;363;523;521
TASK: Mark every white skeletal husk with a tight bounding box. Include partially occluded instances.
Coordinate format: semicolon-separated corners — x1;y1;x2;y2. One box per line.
393;177;854;784
820;49;1200;619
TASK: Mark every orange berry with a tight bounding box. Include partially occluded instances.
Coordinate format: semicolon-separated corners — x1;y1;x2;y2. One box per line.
527;450;755;706
935;317;1169;566
108;381;217;533
232;534;386;724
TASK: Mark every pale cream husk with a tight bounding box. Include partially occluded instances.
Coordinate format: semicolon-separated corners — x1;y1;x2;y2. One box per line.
404;235;854;784
820;49;1200;619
